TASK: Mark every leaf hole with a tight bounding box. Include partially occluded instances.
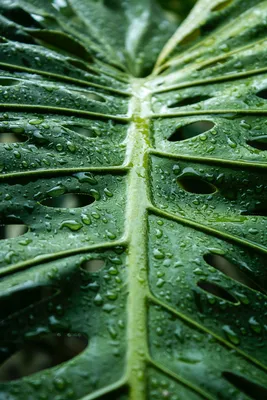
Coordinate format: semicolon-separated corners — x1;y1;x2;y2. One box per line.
0;286;58;322
204;253;265;293
222;371;267;399
241;207;267;217
81;259;105;273
158;65;171;75
63;125;99;138
71;90;106;102
256;89;267;100
67;59;97;75
29;30;92;61
197;58;229;71
197;280;238;304
0;224;28;240
41;193;95;208
179;28;201;46
103;0;121;10
168;95;210;108
168;121;215;141
0;132;27;143
211;0;233;12
0;333;88;382
0;78;20;86
177;176;217;194
246;137;267;151
2;7;41;28
0;216;28;240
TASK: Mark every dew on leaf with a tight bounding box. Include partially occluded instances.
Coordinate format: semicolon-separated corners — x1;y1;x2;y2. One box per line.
74;172;98;185
81;213;92;225
29;119;44;125
153;248;165;259
93;293;103;306
222;325;240;345
248;316;262;334
46;185;66;198
60;220;83;231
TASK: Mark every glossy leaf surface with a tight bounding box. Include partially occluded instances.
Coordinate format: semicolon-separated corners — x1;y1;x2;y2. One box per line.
0;0;266;399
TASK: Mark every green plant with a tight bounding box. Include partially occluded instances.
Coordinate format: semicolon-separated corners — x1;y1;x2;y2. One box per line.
0;0;266;398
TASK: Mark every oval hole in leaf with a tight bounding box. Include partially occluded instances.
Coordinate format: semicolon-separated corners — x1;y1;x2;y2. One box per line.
168;121;215;141
0;78;20;86
67;59;97;75
211;0;233;12
0;333;88;382
4;8;40;28
247;136;267;151
71;90;106;102
103;0;120;10
0;132;27;143
159;65;171;75
29;30;92;61
0;286;58;322
222;371;267;400
0;218;28;240
177;176;217;194
168;95;210;108
204;253;265;293
197;280;238;304
256;89;267;100
81;259;105;273
63;125;98;138
197;58;228;71
241;207;267;217
2;7;41;28
41;193;95;208
179;28;201;45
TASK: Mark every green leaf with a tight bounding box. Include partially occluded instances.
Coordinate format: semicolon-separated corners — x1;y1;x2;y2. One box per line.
0;0;266;399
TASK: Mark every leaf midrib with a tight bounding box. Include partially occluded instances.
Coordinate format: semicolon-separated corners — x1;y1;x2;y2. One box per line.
125;79;151;399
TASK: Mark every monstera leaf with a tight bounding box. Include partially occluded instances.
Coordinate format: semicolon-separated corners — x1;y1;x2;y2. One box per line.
0;0;267;398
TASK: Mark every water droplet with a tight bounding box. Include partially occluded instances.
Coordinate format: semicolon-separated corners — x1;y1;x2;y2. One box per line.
153;249;165;259
81;213;91;225
248;316;261;333
74;172;97;185
60;220;83;231
93;293;103;306
29;118;43;125
47;184;66;197
53;377;66;391
222;325;240;345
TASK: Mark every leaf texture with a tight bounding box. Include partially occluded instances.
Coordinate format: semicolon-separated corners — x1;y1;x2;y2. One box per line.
0;1;267;399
